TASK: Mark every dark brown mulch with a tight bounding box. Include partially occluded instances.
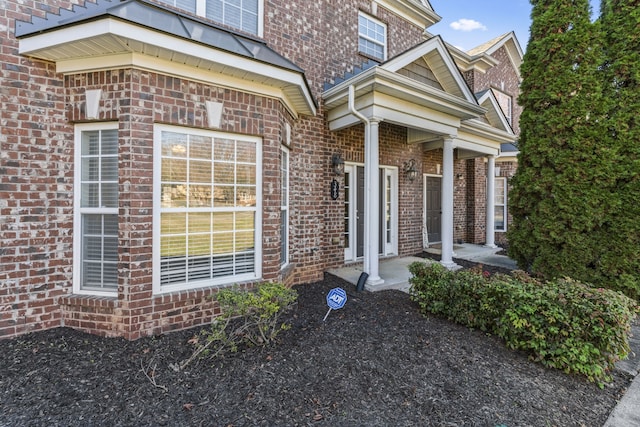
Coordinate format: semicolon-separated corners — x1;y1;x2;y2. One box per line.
0;269;632;427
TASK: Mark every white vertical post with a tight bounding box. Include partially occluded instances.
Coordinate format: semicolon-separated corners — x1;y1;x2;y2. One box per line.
365;118;383;285
485;156;497;248
440;137;457;268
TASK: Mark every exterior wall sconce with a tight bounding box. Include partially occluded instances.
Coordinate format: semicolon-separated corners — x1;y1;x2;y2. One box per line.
403;159;418;182
331;153;345;176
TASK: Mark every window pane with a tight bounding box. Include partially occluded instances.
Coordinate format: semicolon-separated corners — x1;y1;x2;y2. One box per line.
213;212;234;232
236;140;256;163
80;213;118;290
236;164;255;184
102;183;118;208
189;135;212;159
159;130;258;289
236;186;256;206
162;213;186;235
214;163;235;184
205;0;258;34
162;158;188;182
214;138;235;161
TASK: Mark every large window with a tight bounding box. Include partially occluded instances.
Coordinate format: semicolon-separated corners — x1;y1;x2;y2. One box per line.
74;123;119;296
154;125;262;293
495;177;507;231
159;0;262;36
358;12;387;61
280;146;289;267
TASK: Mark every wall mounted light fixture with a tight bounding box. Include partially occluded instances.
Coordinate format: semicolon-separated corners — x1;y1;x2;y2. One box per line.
331;153;345;176
403;159;418;182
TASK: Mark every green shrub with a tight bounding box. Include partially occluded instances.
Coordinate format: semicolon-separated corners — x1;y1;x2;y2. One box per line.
409;262;638;385
181;282;297;369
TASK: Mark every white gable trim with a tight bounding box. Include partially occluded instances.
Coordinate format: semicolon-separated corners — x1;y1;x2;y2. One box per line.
476;90;513;133
382;37;478;105
373;0;441;29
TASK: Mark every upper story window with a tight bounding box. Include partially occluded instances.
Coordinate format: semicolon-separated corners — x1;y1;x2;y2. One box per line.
358;12;386;61
159;0;262;36
493;89;513;125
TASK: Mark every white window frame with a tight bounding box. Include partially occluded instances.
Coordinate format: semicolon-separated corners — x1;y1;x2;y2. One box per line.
495;176;507;232
153;124;263;294
73;122;120;297
358;12;387;61
159;0;264;37
280;145;289;268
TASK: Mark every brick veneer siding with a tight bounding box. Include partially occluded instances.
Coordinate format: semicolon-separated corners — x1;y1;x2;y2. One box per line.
1;0;517;339
469;45;522;137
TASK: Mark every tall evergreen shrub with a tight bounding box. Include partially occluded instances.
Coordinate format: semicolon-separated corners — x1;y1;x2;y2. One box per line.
595;0;640;299
508;1;619;291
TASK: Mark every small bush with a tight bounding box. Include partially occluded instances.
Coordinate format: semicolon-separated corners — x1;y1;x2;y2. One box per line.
409;262;638;385
181;282;297;369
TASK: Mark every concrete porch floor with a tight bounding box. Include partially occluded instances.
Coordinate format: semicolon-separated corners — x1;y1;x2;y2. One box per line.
328;243;518;293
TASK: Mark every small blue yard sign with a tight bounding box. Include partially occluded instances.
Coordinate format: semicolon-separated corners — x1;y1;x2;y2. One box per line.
323;287;347;321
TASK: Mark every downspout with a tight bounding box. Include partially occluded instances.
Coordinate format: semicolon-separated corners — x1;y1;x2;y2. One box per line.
348;85;382;285
348;85;371;277
348;85;369;126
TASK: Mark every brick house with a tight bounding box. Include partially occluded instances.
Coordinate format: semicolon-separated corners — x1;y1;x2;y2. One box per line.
0;0;522;339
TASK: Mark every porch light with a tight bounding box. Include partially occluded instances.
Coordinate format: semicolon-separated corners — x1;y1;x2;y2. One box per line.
331;153;345;176
403;159;418;182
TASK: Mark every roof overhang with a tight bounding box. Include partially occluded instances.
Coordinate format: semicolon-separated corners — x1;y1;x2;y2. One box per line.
323;66;485;133
374;0;441;29
16;1;316;118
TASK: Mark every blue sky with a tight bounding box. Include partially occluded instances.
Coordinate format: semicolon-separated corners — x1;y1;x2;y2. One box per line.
428;0;601;52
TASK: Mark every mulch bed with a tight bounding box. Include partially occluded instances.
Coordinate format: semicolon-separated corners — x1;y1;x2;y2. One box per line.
1;259;633;427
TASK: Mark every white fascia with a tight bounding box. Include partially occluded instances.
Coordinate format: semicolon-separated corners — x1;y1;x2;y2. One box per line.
19;18;316;117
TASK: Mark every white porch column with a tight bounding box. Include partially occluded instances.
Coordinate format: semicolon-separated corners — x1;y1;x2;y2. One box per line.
440;137;457;268
485;155;497;248
364;118;383;285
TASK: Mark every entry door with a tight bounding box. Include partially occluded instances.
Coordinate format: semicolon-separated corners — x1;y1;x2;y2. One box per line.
424;175;442;245
344;164;397;262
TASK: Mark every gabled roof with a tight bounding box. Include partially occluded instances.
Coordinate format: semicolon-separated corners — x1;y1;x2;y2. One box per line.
374;0;441;29
475;89;513;133
467;32;524;79
16;0;316;117
323;36;487;137
383;35;478;104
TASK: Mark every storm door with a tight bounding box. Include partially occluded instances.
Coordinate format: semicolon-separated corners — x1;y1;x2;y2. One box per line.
344;164;397;262
424;175;442;246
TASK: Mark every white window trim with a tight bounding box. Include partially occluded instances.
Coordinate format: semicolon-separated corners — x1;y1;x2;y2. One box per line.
358;12;387;61
495;176;507;232
73;122;119;297
280;145;290;268
152;124;263;295
193;0;264;37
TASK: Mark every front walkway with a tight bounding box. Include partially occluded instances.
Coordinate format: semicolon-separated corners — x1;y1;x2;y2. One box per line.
328;243;517;293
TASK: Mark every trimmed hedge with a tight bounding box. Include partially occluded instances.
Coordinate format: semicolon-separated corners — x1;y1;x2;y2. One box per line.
409;262;638;385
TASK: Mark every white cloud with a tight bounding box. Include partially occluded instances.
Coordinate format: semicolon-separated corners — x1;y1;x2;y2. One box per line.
450;18;487;32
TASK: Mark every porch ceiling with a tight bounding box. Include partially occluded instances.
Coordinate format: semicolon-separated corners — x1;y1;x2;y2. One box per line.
16;0;316;118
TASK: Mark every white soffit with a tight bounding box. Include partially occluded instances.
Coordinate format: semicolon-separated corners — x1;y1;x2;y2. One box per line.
18;18;316;117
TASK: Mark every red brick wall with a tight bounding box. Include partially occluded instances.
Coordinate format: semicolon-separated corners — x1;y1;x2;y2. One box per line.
470;45;522;137
1;0;513;339
1;1;72;338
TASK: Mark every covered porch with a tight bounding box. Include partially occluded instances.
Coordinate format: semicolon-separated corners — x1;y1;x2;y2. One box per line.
322;36;515;287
